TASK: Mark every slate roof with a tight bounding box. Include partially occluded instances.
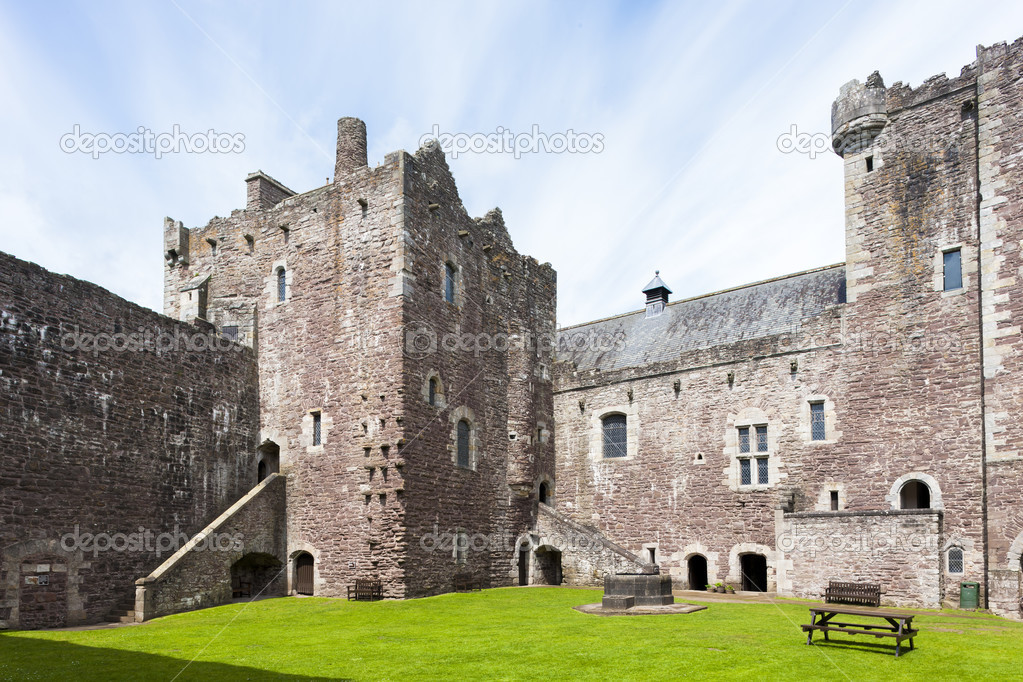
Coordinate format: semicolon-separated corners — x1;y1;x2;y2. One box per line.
557;265;846;372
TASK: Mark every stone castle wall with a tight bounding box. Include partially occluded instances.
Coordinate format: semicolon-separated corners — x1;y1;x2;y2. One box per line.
0;251;260;628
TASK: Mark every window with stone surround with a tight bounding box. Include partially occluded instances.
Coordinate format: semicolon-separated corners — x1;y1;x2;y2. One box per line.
602;414;628;459
457;420;470;467
429;377;438;406
943;248;962;291
810;402;825;441
423;372;446;408
737;425;769;485
947;546;964;574
444;262;457;303
312;411;321;446
276;267;287;302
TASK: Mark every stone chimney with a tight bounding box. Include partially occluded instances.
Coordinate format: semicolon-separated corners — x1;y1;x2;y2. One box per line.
642;271;672;318
335;117;368;181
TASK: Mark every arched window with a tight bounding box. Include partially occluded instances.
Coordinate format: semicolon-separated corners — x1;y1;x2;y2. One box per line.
539;481;550;505
444;263;456;303
947;546;964;574
277;267;287;302
457;419;471;468
429;377;438;406
602;414;627;458
900;480;931;509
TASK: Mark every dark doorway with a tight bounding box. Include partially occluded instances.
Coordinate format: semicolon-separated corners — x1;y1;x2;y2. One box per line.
231;552;284;599
534;546;562;585
740;554;768;592
900;480;931;509
257;441;280;484
538;482;550;505
295;553;315;595
688;555;708;590
518;546;529;586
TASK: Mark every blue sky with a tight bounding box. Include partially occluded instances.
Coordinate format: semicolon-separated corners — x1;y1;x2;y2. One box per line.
2;0;1022;326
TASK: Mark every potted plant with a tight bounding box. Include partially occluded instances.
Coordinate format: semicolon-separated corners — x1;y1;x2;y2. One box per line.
725;585;735;594
715;582;725;593
705;584;715;593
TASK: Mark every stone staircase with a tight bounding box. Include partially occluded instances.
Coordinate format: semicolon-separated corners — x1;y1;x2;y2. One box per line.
104;595;136;624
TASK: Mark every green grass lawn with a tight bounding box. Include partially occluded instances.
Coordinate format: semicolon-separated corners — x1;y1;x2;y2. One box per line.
1;588;1021;680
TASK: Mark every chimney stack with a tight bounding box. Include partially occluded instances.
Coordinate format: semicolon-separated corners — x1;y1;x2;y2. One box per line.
335;117;368;181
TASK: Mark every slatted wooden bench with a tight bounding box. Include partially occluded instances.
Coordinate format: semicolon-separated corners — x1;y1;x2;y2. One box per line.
346;579;383;601
824;581;881;607
802;606;918;657
453;573;483;592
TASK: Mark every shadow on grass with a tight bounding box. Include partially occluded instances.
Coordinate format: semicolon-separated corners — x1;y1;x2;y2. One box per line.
805;637;916;658
0;633;346;681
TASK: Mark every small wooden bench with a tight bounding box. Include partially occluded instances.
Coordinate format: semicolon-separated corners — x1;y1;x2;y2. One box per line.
802;606;918;657
824;581;881;607
346;579;383;601
453;573;483;592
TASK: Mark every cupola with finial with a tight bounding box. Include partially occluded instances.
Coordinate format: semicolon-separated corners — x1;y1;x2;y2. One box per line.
642;271;671;318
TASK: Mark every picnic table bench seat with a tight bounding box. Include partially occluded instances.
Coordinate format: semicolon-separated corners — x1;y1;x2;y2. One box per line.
803;605;918;657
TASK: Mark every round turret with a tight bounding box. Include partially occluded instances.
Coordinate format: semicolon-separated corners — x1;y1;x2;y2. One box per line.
831;71;888;156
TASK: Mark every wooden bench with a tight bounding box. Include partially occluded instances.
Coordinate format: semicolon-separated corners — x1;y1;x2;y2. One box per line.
346;579;383;601
453;573;483;592
824;581;881;607
802;606;918;657
231;577;252;598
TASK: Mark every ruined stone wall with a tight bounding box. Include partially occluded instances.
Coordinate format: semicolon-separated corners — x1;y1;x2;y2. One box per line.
398;143;556;596
781;510;942;608
0;251;259;628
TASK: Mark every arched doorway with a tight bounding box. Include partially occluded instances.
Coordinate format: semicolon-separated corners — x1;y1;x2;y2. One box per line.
534;545;562;585
539;481;550;505
257;441;280;483
231;552;284;599
518;543;530;586
688;555;708;591
900;480;931;509
294;552;315;595
740;554;768;592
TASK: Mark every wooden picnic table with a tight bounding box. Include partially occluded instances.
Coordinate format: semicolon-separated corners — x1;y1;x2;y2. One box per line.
802;606;919;657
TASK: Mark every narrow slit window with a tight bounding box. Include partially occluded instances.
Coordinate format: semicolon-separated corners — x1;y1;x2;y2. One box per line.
428;377;437;406
277;268;287;302
943;249;962;291
444;263;456;303
312;411;321;446
457;419;471;468
810;402;826;441
865;155;874;172
830;490;839;511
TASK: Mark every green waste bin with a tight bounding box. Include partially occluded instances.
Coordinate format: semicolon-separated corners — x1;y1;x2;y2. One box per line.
960;581;979;609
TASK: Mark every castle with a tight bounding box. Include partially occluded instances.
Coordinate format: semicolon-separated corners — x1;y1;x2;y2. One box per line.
2;37;1023;629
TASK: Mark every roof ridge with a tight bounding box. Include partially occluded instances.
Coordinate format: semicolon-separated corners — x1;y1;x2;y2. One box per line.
558;262;846;332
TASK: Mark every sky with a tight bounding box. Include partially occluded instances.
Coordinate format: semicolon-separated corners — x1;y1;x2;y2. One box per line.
1;1;1022;327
